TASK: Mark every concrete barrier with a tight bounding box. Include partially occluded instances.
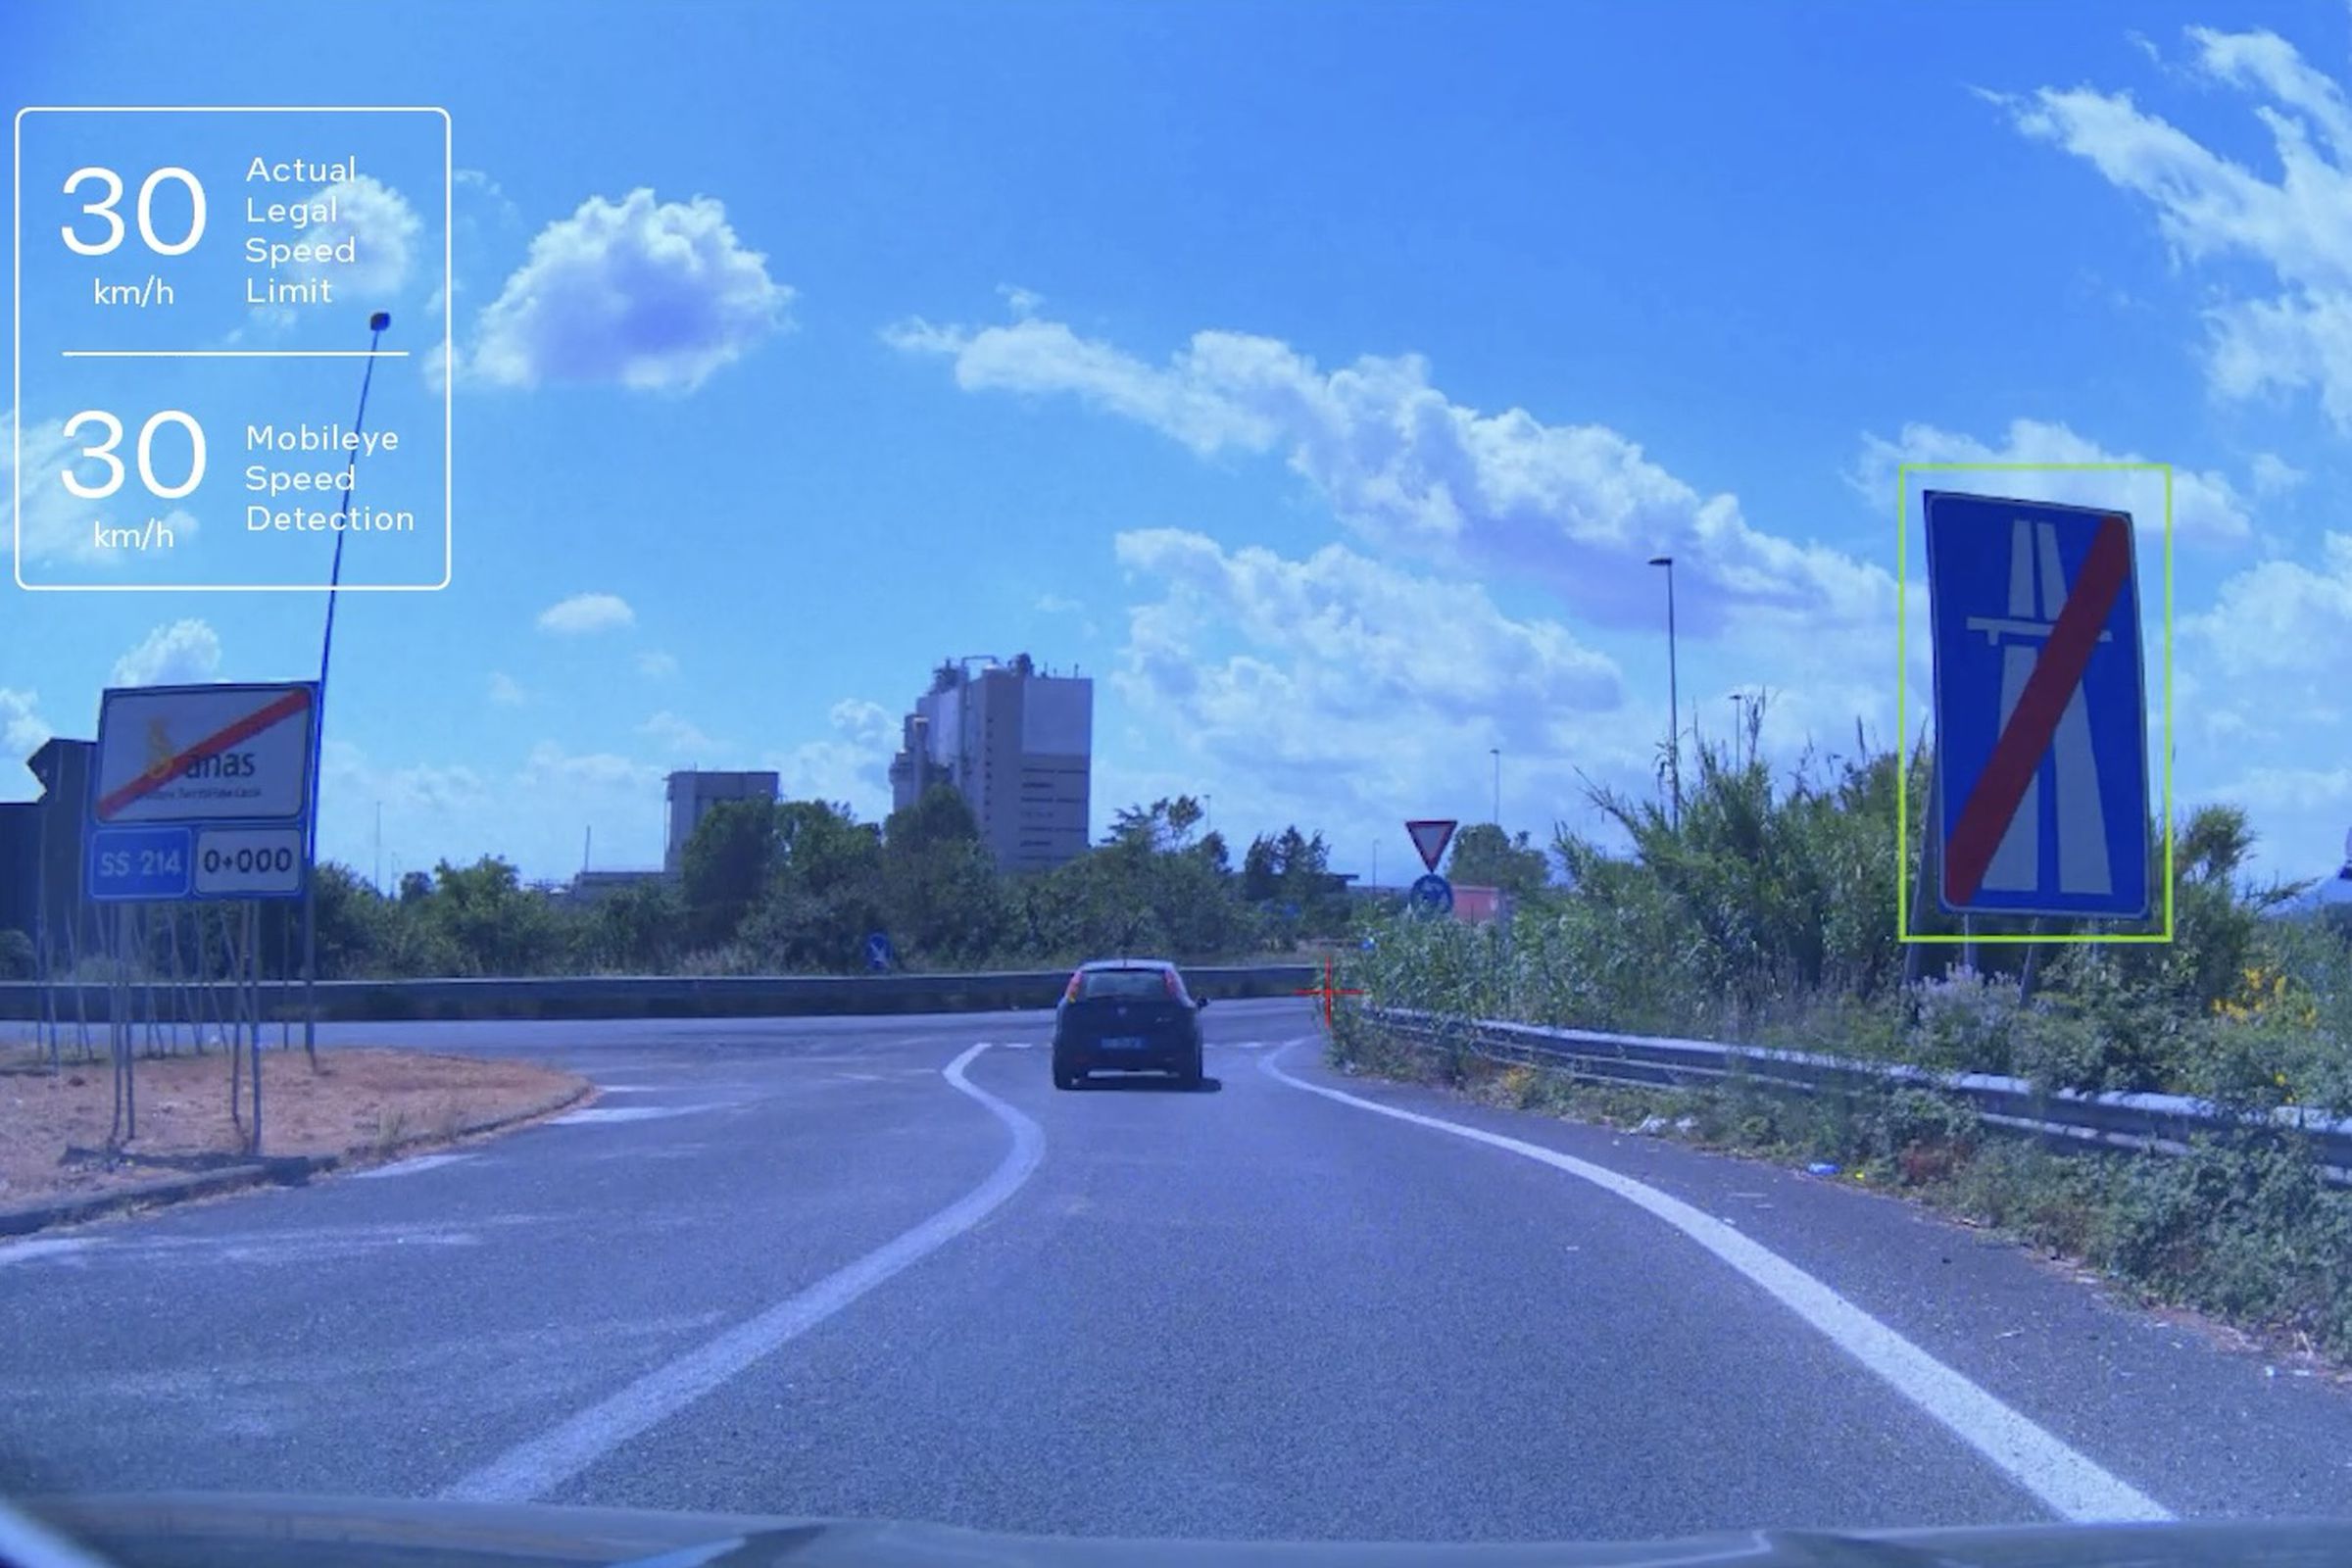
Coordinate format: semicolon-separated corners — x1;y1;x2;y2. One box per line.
0;965;1318;1023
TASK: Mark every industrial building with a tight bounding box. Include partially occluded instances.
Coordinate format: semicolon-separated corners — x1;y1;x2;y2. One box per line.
663;770;780;874
0;738;94;963
889;654;1091;874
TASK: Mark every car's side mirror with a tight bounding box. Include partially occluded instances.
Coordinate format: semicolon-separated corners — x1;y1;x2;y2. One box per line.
1195;997;1210;1010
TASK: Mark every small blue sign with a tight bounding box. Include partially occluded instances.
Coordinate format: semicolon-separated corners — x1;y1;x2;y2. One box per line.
87;825;194;902
1923;492;2149;919
1407;873;1453;913
864;931;898;972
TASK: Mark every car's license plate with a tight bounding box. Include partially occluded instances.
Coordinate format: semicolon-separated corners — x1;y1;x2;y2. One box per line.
1100;1036;1147;1051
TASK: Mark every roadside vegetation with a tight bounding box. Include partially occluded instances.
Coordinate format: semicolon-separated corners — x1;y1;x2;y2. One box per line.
1334;710;2352;1362
27;786;1365;987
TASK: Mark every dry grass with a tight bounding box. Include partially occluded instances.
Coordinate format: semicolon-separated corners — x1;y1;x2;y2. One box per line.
0;1044;588;1207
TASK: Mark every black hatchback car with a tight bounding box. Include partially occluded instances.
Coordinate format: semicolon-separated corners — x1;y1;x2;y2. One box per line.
1052;959;1208;1090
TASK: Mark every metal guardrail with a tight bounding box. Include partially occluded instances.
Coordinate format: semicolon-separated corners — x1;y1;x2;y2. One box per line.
0;965;1318;1023
1362;1005;2352;1183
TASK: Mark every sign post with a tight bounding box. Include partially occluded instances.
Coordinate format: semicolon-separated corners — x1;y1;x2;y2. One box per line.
86;681;320;1154
1922;492;2150;925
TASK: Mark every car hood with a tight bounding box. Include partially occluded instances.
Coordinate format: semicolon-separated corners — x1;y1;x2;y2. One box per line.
12;1494;2352;1568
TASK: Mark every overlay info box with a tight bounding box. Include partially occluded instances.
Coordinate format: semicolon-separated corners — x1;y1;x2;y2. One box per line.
14;106;451;591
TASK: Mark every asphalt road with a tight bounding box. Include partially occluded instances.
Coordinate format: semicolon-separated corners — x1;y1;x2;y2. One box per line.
7;998;2352;1544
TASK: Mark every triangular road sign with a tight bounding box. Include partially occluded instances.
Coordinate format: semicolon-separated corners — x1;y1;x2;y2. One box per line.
1405;819;1457;873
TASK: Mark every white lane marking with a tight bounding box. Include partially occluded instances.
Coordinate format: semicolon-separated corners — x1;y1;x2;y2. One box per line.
549;1104;717;1125
440;1041;1045;1503
0;1238;100;1267
352;1152;478;1180
1260;1040;2172;1525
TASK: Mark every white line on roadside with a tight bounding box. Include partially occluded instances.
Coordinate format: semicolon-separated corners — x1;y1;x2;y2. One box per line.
352;1152;477;1181
549;1104;716;1125
0;1238;100;1268
1259;1040;2172;1525
438;1041;1046;1503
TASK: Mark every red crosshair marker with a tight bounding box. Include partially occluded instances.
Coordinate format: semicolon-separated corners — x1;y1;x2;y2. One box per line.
1294;954;1364;1031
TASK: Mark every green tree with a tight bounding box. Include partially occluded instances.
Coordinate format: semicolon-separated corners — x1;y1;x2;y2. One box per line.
582;879;686;973
1445;823;1549;898
1193;828;1232;876
423;856;564;976
681;798;780;949
881;785;1004;962
734;800;888;972
311;862;393;978
1241;835;1281;903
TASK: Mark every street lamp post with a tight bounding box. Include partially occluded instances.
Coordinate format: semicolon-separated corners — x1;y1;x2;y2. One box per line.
303;310;391;1058
1647;556;1681;827
1490;747;1500;826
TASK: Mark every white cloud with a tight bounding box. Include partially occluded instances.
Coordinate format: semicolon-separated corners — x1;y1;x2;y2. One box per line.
2001;27;2352;428
3;408;200;568
1851;418;2253;544
320;738;492;817
2251;451;2307;495
536;593;635;634
2185;531;2352;677
1035;593;1082;613
1108;529;1627;820
636;650;680;678
466;189;794;392
0;689;53;789
320;738;656;885
487;672;526;706
419;337;458;390
639;710;720;758
2227;763;2352;814
887;315;1888;636
762;699;896;814
998;283;1044;318
519;741;664;796
111;619;221;687
454;168;516;215
295;174;422;297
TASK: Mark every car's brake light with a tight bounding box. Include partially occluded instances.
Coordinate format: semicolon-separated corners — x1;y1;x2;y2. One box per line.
1163;968;1181;1001
1065;971;1084;1003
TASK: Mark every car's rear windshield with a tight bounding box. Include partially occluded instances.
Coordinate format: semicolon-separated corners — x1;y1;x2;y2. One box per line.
1079;968;1175;999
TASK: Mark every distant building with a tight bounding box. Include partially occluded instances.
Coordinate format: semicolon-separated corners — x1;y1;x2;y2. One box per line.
664;770;779;874
1450;885;1515;924
0;738;94;959
889;654;1092;874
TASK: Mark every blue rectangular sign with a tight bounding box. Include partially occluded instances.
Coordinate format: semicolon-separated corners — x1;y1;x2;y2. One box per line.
86;825;194;903
1923;491;2150;920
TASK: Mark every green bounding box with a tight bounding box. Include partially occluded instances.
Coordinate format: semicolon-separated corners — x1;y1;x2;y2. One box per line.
1894;463;2174;946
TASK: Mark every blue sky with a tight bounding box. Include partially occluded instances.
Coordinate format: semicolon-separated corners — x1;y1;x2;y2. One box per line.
5;0;2351;889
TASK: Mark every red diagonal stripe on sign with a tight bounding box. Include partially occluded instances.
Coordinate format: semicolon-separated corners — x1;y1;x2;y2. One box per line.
1944;514;2132;907
96;688;312;821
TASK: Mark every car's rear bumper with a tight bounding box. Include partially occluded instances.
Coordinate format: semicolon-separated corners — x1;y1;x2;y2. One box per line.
1054;1035;1195;1073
